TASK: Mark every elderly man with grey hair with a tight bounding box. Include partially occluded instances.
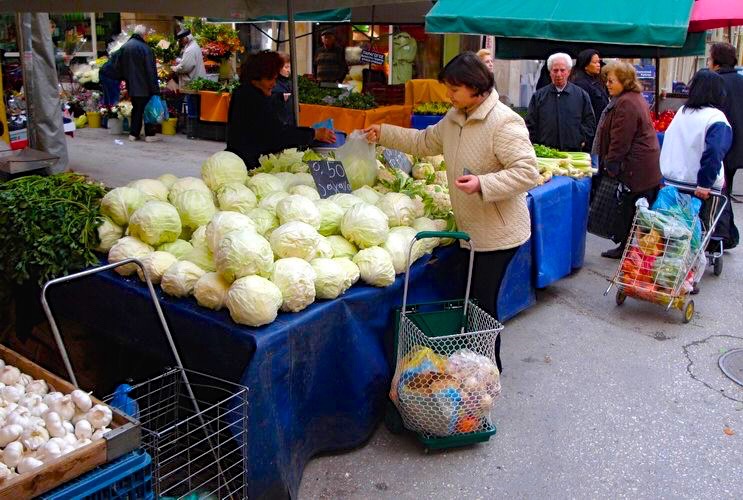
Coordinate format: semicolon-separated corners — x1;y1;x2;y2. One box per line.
172;29;206;89
525;52;596;151
117;24;160;142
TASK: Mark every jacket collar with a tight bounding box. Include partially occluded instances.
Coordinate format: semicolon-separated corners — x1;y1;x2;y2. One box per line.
450;89;499;127
718;66;738;75
131;34;145;43
550;82;572;94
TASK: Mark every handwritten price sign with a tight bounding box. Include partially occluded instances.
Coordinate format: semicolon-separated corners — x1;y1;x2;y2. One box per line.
308;160;353;198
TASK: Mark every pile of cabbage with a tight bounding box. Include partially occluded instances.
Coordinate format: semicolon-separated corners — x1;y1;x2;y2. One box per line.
100;149;454;328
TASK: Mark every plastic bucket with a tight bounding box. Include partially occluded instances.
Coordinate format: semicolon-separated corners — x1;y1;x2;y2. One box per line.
107;118;123;135
161;117;177;135
86;112;101;128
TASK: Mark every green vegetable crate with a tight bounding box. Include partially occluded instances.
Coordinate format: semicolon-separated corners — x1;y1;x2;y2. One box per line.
386;231;503;453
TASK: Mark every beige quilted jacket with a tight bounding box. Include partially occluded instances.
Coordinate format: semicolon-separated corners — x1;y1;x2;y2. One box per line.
380;91;539;251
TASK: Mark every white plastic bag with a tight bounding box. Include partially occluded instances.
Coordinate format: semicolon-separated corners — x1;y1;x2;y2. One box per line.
335;130;378;190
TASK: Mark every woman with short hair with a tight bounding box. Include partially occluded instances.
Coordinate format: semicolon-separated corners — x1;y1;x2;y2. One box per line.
594;61;662;258
570;49;609;126
363;52;540;371
226;51;335;168
476;48;494;73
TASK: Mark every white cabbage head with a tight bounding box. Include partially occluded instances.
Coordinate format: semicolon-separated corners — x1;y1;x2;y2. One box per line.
288;184;320;200
201;151;248;190
334;257;360;285
271;257;317;312
326;235;358;259
136;251;178;284
215;229;274;282
352;185;381;205
128;201;182;246
276;195;321;229
160;260;206;297
226;275;283;327
172;190;217;230
411;217;439;254
216;183;258;214
376;192;416;227
157;239;194;259
168;177;212;203
269;221;322;261
247;207;279;236
247;173;285;199
95;216;123;253
311;258;352;299
381;226;425;274
128;178;170;202
157;173;178;189
352;246;396;287
258;191;290;214
108;236;154;276
327;193;364;211
314;199;344;237
101;187;147;226
194;272;231;310
205;211;257;253
341;203;390;249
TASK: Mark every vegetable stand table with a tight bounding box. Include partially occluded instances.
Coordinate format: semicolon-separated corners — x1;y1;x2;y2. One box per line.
298;104;412;135
48;246;467;499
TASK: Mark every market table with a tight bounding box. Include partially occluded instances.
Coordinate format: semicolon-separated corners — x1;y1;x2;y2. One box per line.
48;247;468;499
298;104;412;135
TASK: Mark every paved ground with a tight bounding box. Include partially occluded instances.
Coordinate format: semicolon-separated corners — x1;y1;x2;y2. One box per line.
68;128;743;499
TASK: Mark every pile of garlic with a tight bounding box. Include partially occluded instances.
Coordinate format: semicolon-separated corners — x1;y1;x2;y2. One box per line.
0;359;113;482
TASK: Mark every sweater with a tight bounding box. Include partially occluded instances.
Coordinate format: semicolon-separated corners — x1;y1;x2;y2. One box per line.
659;106;732;194
379;91;540;252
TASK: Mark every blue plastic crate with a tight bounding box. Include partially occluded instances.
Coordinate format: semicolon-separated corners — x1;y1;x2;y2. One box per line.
411;114;444;130
39;450;154;500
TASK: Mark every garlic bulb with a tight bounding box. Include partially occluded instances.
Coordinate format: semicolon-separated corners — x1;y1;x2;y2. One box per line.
62;421;74;434
17;456;43;474
17;374;32;386
71;411;88;425
70;390;93;413
75;438;92;449
43;412;67;438
49;395;76;421
25;380;48;396
28;402;48;418
60;443;76;455
1;385;24;404
0;424;23;447
1;441;23;467
86;405;113;429
6;409;30;429
74;420;92;440
0;366;20;386
0;402;17;418
48;437;67;449
18;394;41;409
43;392;63;406
21;425;49;450
37;440;63;461
0;461;11;482
91;427;111;441
62;432;77;446
0;360;5;371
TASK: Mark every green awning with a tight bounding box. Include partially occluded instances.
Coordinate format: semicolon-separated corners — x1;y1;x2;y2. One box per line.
425;0;695;47
494;31;707;60
209;8;351;23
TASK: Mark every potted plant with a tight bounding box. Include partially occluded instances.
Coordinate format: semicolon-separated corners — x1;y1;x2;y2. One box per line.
118;101;133;133
84;91;102;128
187;19;244;80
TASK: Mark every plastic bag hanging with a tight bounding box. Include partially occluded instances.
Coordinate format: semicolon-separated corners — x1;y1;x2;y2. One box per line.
335;130;378;190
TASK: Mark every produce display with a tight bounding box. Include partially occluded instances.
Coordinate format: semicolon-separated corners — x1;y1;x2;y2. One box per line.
184;78;240;94
533;145;594;185
412;102;451;116
390;347;501;437
0;358;113;482
104;148;455;328
650;110;676;133
298;76;377;110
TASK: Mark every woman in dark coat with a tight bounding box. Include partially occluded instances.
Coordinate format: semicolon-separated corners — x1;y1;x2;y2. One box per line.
226;51;334;168
271;53;294;126
595;61;662;258
571;49;609;146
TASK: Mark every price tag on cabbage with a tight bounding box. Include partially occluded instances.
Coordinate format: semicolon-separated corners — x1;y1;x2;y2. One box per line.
307;160;352;198
382;149;412;175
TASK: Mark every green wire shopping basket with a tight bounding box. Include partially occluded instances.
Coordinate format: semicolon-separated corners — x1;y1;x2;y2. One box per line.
386;231;504;452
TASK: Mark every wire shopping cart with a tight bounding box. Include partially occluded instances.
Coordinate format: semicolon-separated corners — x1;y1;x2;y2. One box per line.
41;259;249;499
604;193;728;323
386;231;503;453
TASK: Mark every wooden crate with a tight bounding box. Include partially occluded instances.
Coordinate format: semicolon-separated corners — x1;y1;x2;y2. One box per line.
0;344;141;498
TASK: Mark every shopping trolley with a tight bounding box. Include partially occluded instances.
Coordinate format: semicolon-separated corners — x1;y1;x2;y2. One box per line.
41;259;249;499
604;193;728;323
385;231;503;452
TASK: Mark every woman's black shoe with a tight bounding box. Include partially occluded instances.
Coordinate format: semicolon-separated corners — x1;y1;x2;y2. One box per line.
601;246;624;259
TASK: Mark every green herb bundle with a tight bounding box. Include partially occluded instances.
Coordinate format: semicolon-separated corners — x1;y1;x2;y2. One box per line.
0;173;107;291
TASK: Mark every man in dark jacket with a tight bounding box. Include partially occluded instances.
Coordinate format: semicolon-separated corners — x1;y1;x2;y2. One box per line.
117;25;160;142
526;52;596;152
314;30;347;83
709;43;743;200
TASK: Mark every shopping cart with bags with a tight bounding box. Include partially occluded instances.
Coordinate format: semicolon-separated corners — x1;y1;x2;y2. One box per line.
386;231;503;452
604;192;727;323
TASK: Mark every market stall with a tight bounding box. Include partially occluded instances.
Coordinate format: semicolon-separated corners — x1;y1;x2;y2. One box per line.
298;102;412;134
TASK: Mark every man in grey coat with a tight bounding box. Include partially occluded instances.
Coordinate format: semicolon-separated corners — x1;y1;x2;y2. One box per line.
525;52;596;152
173;29;206;90
117;25;160;142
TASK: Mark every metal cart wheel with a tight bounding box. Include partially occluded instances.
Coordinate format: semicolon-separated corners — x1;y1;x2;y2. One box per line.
683;300;695;324
713;255;723;276
615;290;627;306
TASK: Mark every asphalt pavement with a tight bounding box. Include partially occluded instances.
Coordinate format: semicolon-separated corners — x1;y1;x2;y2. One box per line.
68;128;743;499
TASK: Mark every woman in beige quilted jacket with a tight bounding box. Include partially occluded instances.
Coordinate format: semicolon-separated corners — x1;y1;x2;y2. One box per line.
364;52;539;371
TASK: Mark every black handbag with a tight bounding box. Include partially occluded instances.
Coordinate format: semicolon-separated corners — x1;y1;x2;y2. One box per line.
588;175;629;240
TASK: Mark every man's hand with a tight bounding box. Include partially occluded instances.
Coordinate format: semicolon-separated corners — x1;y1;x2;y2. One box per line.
694;187;711;200
455;175;481;194
362;125;381;143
